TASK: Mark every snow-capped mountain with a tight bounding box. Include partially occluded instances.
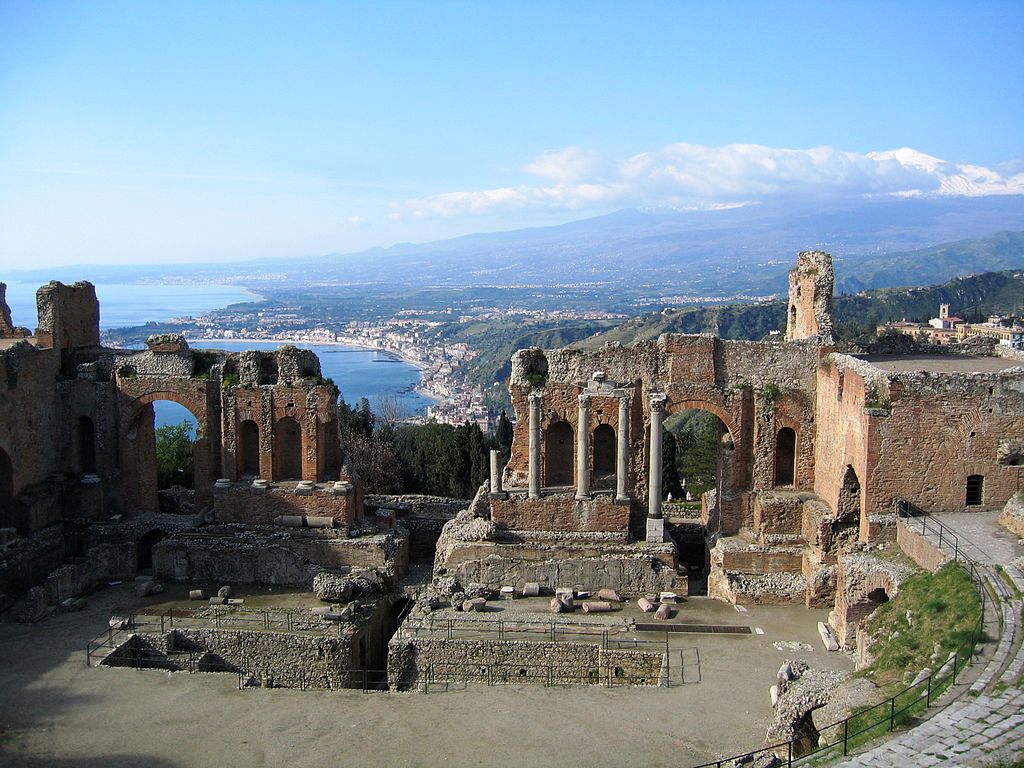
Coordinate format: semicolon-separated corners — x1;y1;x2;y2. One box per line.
869;148;1024;197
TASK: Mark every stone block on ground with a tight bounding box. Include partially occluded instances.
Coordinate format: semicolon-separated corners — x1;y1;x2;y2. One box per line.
597;588;623;602
463;597;486;612
500;586;515;600
217;585;232;599
522;582;541;597
655;603;673;620
582;601;612;613
638;597;656;612
134;581;154;598
817;621;839;652
659;591;678;603
550;597;568;613
465;583;491;600
188;589;204;601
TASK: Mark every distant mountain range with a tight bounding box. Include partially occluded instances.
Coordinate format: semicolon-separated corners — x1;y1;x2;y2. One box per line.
11;194;1024;299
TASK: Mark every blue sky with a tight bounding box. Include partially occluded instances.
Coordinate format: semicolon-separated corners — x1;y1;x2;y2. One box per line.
1;1;1022;267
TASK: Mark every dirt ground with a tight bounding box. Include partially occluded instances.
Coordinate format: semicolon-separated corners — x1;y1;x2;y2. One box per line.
0;584;856;768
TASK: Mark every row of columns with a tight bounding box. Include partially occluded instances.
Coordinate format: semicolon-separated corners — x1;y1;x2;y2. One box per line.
528;391;647;505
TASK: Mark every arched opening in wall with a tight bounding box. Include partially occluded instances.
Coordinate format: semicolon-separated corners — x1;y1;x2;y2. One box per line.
77;416;97;474
274;416;303;480
866;587;889;606
789;304;797;328
664;408;731;594
592;424;616;486
0;448;14;529
665;409;729;504
543;420;574;487
774;427;797;486
136;403;197;493
966;474;984;506
137;529;164;572
239;420;261;478
833;464;862;546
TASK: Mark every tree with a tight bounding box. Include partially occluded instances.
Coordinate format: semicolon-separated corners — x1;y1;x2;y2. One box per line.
155;422;194;489
495;410;513;462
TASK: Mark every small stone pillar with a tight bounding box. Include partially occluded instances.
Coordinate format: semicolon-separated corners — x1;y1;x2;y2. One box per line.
575;393;591;500
489;449;506;498
615;395;630;503
528;391;542;499
647;393;667;542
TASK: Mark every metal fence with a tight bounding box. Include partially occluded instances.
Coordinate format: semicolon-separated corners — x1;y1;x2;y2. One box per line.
692;502;990;767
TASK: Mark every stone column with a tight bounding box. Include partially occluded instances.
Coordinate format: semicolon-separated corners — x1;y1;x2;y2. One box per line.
528;391;542;499
647;393;667;542
489;449;505;496
615;394;630;503
575;393;591;500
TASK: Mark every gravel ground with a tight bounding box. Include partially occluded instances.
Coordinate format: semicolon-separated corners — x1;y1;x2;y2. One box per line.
0;584;855;768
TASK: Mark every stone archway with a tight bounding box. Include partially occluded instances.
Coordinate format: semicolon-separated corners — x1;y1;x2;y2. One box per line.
118;385;214;514
543;421;574;487
774;427;797;486
593;423;616;483
238;420;260;478
137;529;165;571
273;416;303;481
662;397;745;534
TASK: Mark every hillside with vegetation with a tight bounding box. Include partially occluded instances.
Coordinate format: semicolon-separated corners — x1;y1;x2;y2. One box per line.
576;269;1024;350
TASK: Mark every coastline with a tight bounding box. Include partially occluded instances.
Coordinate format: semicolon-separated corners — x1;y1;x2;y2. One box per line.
184;336;444;406
185;336;430;371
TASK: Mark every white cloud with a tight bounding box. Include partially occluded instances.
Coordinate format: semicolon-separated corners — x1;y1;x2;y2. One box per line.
347;215;368;226
398;142;1024;218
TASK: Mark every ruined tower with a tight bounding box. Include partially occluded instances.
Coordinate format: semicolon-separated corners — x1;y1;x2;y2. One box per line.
785;250;835;345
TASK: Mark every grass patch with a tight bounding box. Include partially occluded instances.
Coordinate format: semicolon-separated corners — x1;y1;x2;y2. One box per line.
817;562;985;756
860;562;982;693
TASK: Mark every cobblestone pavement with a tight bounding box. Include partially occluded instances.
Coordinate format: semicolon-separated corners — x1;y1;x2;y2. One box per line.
835;512;1024;768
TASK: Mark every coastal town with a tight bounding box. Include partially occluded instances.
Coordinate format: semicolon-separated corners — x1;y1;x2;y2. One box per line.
169;305;621;431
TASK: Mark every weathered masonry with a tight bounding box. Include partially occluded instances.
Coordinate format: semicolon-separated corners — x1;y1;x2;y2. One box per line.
0;281;379;600
435;251;1024;612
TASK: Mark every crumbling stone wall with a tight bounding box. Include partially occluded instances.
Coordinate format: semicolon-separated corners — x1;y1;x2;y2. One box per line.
169;628;355;688
503;333;823;537
491;492;630;533
785;250;835;345
212;485;357;527
153;526;408;586
830;551;915;649
387;635;662;690
816;353;1024;538
999;492;1024;538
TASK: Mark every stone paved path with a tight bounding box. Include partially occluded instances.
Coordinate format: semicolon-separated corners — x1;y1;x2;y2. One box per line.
834;512;1024;767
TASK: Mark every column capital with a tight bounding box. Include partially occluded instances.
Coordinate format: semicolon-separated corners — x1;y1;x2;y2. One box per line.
578;392;592;406
528;390;544;406
649;393;667;413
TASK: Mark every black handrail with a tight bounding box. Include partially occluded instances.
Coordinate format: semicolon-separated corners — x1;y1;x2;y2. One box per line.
691;507;990;768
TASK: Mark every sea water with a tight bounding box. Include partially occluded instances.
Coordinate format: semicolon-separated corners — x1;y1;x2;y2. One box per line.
2;281;430;430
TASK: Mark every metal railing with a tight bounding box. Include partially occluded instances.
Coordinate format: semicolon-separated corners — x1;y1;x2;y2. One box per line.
692;632;982;767
691;504;991;767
